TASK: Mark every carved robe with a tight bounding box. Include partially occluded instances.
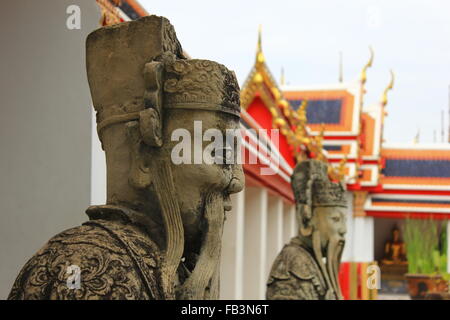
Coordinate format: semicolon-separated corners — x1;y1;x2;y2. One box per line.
266;237;337;300
8;206;169;300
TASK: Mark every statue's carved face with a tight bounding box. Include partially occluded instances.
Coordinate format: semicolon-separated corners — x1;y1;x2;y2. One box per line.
314;206;347;252
162;109;244;249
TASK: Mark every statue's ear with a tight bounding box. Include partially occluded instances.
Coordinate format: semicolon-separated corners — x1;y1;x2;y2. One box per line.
140;61;164;147
125;60;166;189
126;121;152;189
297;204;313;237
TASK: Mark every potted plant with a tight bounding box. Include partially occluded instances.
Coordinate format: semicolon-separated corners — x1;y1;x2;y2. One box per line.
402;218;449;300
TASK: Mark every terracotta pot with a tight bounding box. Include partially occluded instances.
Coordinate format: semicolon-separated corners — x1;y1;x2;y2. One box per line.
405;274;449;300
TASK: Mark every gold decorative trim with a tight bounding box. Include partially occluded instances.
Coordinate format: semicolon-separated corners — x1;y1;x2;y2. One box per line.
353;47;375;183
381;70;395;109
360;46;374;86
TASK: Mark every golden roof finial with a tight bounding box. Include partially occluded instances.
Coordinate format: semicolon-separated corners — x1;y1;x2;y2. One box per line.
360;46;374;85
380;69;395;107
280;67;285;86
257;25;262;49
413;127;420;144
256;25;265;65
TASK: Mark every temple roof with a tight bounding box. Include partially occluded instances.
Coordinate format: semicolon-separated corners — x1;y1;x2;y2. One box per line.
282;83;363;137
381;144;450;191
239;28;359;181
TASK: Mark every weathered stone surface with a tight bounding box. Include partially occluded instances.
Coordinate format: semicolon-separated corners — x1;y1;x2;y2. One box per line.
9;15;243;300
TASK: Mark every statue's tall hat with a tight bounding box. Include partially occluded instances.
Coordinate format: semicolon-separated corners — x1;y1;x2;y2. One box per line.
86;15;240;148
291;160;347;208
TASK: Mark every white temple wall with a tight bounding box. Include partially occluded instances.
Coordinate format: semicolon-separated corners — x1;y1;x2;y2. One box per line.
266;195;284;280
341;191;355;262
220;190;245;299
352;216;375;262
340;191;375;263
219;186;296;299
242;187;268;299
90;112;107;205
286;203;297;240
0;0;101;299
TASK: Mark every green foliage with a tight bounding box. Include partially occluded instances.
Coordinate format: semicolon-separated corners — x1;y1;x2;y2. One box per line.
402;219;447;276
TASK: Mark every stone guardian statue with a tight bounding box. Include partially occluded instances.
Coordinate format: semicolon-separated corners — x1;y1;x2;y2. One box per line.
8;15;243;300
266;160;347;300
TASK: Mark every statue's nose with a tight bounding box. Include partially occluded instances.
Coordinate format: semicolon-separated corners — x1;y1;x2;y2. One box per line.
228;164;245;194
228;177;244;194
338;221;347;237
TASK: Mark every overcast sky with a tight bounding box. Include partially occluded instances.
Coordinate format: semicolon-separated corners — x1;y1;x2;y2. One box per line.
140;0;450;144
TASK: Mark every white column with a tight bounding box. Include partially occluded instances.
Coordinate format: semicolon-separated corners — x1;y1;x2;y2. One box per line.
282;202;295;244
266;196;283;280
220;190;245;299
341;191;354;262
243;187;268;300
352;216;374;262
289;205;297;238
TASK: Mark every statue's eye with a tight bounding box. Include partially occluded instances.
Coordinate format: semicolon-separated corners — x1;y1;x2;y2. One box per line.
214;146;233;164
332;216;340;223
224;147;233;162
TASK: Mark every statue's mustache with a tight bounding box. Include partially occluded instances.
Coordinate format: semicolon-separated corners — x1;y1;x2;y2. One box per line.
324;236;345;250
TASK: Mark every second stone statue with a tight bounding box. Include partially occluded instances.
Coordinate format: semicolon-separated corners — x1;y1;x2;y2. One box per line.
267;160;347;300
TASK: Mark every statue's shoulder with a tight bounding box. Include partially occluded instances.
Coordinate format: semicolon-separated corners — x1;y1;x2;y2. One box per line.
267;238;327;300
269;239;319;281
8;220;161;300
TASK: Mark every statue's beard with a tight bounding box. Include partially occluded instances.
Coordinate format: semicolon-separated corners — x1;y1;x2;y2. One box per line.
311;230;345;300
177;191;225;300
325;236;345;300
